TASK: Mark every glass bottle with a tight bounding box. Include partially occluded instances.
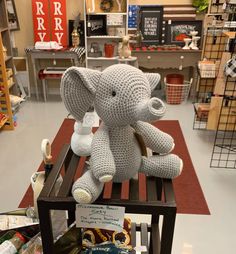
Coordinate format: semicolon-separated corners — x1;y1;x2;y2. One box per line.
0;232;25;254
71;28;80;48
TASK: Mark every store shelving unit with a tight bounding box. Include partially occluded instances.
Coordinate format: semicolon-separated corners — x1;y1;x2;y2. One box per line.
84;0;129;70
193;0;236;168
0;32;14;130
0;0;19;130
193;1;236;130
0;0;18;95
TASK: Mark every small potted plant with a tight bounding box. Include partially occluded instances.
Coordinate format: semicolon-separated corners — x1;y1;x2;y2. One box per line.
193;0;209;17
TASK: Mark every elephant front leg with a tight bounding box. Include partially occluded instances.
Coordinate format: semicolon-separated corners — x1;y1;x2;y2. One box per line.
72;169;104;204
139;155;183;179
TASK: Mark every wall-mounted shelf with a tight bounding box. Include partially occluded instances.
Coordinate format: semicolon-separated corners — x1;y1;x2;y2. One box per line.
84;0;129;69
5;56;13;62
87;35;122;39
0;27;8;32
0;32;14;131
87;56;119;60
0;0;16;131
87;12;127;15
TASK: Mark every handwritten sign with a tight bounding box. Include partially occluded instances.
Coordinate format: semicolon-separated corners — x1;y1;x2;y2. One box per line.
83;111;100;128
76;204;125;232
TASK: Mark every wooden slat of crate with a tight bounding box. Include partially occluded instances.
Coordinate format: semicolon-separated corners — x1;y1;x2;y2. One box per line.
103;181;113;199
111;182;122;199
140;223;148;254
57;154;80;197
121;180;130;200
131;223;136;251
147;177;158;201
138;173;147;202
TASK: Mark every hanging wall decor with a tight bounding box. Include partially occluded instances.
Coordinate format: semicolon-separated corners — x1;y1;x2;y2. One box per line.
49;0;68;46
86;15;107;36
139;5;164;45
100;0;114;12
165;20;202;46
6;0;20;30
32;0;67;47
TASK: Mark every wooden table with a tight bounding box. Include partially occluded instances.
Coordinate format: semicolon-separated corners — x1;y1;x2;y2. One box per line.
132;49;202;98
26;48;83;100
132;49;201;70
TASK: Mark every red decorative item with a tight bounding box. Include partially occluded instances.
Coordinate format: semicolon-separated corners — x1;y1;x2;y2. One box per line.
166;74;184;84
104;43;114;58
32;0;67;46
165;74;184;104
50;0;67;47
32;0;51;43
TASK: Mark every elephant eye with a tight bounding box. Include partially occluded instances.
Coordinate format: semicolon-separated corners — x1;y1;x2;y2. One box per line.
112;91;116;97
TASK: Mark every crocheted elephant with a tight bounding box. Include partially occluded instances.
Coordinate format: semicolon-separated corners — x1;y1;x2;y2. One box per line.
61;64;183;203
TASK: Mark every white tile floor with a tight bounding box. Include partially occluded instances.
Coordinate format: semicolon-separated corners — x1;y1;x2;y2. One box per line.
0;97;236;254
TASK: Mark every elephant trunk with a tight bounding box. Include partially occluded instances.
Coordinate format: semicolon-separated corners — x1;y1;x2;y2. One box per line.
135;98;166;122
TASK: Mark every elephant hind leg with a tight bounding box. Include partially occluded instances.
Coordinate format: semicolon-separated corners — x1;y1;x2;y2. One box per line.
140;155;183;179
72;168;104;203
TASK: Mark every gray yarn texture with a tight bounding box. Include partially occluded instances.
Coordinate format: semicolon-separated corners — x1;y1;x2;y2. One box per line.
61;64;183;203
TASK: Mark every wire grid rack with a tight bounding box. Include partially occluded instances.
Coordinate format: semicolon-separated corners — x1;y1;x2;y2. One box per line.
210;76;236;168
193;26;228;130
164;80;192;105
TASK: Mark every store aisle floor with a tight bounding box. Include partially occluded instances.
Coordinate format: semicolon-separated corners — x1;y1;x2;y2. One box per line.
0;97;235;254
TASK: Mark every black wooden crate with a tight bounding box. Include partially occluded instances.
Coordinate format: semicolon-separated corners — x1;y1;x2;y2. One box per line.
37;144;177;254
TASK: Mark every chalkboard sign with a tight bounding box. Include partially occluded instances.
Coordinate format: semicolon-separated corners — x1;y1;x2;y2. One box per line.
139;6;163;45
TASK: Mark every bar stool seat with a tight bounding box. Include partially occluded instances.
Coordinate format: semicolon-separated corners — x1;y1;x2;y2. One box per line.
38;69;64;102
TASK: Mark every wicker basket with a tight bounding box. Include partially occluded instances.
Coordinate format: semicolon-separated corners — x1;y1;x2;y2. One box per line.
198;60;216;78
164;78;192;104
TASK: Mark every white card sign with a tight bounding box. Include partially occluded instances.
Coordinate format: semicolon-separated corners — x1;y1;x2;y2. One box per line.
82;111;100;128
76;204;125;232
107;14;123;26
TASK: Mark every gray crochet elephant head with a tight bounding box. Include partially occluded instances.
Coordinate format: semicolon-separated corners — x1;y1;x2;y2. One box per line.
61;64;164;126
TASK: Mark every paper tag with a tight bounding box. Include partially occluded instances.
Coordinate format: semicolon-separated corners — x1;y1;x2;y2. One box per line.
134;246;148;253
82;111;100;127
76;204;125;232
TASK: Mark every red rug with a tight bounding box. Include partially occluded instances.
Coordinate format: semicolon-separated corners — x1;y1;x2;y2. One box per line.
19;119;210;215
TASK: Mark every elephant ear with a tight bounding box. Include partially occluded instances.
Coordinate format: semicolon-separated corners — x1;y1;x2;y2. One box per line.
145;73;161;91
61;67;101;121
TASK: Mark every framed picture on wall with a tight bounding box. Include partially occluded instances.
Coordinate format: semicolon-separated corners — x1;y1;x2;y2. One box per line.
69;20;85;47
139;5;164;45
86;15;107;36
6;0;20;30
165;20;202;46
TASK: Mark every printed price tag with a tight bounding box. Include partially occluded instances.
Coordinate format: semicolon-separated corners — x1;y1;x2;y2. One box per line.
76;204;125;232
82;111;100;127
